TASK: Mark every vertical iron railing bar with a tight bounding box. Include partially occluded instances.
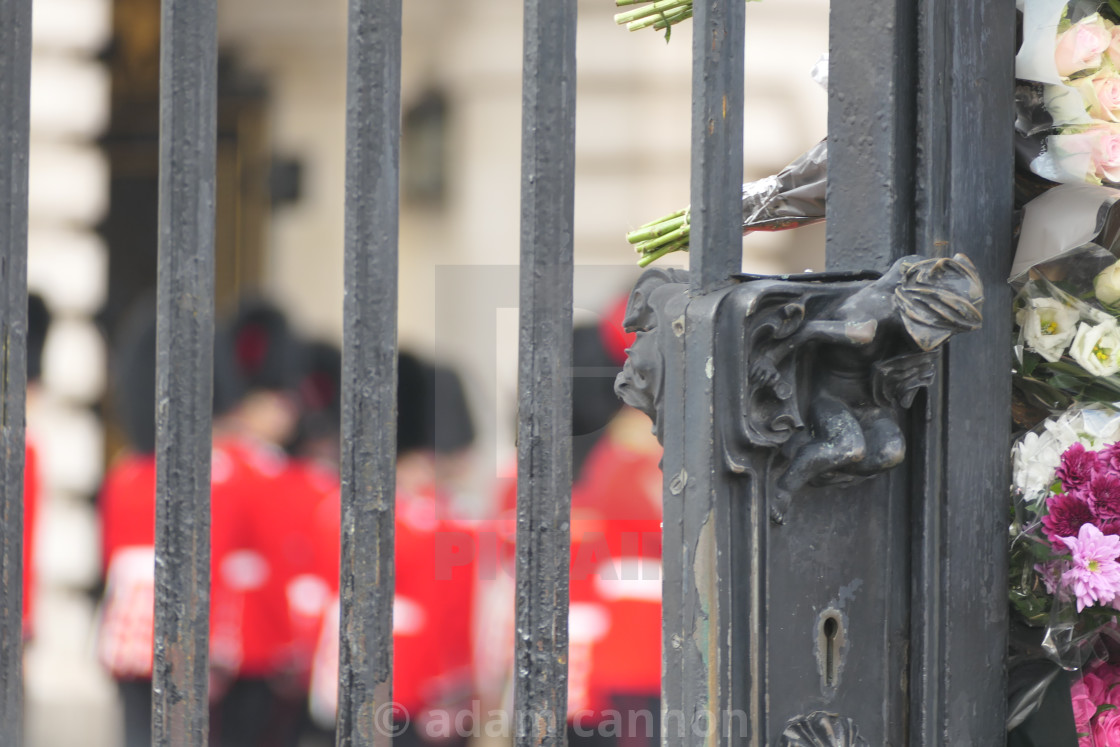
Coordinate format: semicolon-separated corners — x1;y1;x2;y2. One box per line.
669;1;745;745
689;0;745;294
152;0;218;742
921;0;1014;741
910;1;951;742
825;0;916;273
0;0;32;741
336;0;402;743
514;1;577;745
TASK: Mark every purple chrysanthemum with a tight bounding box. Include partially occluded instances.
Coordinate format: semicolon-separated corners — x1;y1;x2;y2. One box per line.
1057;442;1101;492
1043;492;1096;549
1098;442;1120;474
1091;472;1120;522
1060;523;1120;612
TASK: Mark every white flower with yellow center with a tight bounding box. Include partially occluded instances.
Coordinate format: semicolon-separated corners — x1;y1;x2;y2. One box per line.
1070;320;1120;377
1017;298;1079;362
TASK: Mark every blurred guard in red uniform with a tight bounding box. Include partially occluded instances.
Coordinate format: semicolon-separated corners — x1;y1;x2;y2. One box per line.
277;340;346;747
482;297;663;747
97;299;244;747
22;293;50;641
309;351;477;747
208;300;339;747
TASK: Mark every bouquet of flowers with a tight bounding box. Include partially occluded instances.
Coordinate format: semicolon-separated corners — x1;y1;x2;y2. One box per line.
1010;407;1120;745
1012;184;1120;417
1016;0;1120;187
1008;181;1120;744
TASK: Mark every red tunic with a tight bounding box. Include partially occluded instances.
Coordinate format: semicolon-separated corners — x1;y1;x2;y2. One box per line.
23;438;40;639
484;417;663;720
309;488;476;725
96;435;317;681
225;450;336;681
97;452;157;678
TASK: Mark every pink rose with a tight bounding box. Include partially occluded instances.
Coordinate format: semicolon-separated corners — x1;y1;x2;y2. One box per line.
1052;128;1120;183
1095;708;1120;746
1082;671;1111;705
1056;17;1113;78
1093;77;1120;120
1073;688;1097;733
1108;26;1120;69
1092;128;1120;182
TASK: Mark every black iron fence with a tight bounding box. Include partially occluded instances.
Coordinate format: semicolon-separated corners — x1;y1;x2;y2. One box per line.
0;0;1016;745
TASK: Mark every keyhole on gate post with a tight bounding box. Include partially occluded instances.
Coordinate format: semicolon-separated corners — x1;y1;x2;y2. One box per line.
816;608;844;693
823;616;839;686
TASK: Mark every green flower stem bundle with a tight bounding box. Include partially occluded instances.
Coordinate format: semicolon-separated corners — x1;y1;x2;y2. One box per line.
628;209;690;267
626;139;828;267
614;0;759;37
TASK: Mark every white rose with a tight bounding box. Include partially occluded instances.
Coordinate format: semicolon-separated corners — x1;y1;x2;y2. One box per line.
1097;261;1120;307
1070;320;1120;376
1017;298;1079;362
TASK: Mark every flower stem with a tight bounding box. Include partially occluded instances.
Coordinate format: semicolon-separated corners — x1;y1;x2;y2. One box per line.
633;224;690;255
614;0;690;25
638;207;686;229
628;6;691;31
651;9;692;30
626;214;688;244
637;240;689;267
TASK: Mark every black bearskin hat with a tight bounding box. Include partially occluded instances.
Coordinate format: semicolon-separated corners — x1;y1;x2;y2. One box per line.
431;364;475;455
213;299;304;416
112;295;158;454
571;324;625;476
396;351;477;458
397;350;433;456
27;293;49;383
287;340;342;454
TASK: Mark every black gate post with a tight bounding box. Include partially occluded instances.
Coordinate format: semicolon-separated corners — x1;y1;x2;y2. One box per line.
617;0;1016;744
909;1;1016;742
152;0;219;742
336;0;402;743
514;1;578;745
829;0;1015;741
657;0;746;745
0;0;32;741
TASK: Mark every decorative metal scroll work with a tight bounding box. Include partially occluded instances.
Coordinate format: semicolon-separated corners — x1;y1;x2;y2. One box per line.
776;711;868;746
615;254;983;523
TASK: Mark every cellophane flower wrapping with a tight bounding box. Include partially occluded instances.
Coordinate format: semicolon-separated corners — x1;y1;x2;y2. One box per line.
1010;407;1120;745
1016;0;1120;187
1013;270;1120;415
1012;183;1120;417
1010;184;1120;742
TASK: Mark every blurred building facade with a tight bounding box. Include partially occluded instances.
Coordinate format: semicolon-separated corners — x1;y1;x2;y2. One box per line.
23;0;827;744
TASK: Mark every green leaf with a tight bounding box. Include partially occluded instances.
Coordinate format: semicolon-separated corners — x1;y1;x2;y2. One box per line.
1049;373;1083;390
1110;0;1120;19
1098;703;1119;717
1021;351;1042;376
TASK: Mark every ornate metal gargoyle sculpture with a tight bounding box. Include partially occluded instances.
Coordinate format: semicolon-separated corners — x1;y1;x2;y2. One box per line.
614;254;983;523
